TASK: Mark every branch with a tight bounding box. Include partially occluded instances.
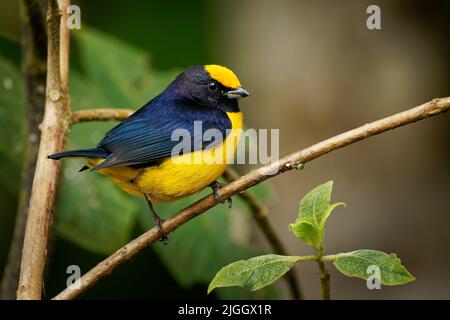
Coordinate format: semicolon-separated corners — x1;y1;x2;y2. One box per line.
71;108;134;124
0;0;47;300
17;0;71;300
223;167;302;300
53;97;450;300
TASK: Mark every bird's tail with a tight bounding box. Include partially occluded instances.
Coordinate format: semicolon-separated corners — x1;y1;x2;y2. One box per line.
48;148;109;160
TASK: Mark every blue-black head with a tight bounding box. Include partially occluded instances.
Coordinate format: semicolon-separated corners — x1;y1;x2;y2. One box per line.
165;65;249;113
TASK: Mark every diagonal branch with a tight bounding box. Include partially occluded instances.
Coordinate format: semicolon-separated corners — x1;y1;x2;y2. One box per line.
17;0;71;300
53;96;450;300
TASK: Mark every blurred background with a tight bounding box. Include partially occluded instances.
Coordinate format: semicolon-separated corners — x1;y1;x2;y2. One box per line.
0;0;449;299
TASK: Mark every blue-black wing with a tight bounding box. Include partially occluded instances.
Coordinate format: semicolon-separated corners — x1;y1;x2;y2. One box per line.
93;99;231;170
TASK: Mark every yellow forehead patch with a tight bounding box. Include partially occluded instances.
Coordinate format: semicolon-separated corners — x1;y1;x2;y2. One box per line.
204;65;241;89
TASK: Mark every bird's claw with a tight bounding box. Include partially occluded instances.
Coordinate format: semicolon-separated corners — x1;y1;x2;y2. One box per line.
145;195;169;245
210;181;232;209
154;215;168;245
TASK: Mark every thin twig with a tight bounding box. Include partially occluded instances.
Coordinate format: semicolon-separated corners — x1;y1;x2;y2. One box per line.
71;108;134;124
58;0;70;92
53;96;450;300
17;0;71;300
0;0;47;300
223;167;302;300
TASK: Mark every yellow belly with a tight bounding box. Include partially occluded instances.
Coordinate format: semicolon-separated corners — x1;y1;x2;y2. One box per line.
88;111;243;203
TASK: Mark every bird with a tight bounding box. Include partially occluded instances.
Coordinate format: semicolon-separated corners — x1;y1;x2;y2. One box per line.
48;65;249;241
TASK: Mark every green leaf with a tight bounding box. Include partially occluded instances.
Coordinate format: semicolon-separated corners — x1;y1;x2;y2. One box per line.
333;249;415;285
289;181;344;249
0;55;26;194
320;201;345;229
289;220;321;249
73;28;177;107
300;181;333;223
56;161;140;254
208;254;298;293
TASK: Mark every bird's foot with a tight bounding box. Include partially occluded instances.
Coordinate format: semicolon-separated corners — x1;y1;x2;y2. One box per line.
210;181;232;209
153;214;168;245
145;195;168;245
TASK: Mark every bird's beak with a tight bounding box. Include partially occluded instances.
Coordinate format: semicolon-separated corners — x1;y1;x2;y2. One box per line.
224;87;250;99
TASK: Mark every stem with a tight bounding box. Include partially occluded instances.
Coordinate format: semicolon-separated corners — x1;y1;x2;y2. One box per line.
316;246;330;300
17;0;71;300
293;255;317;262
0;0;47;300
321;254;341;262
52;96;450;300
291;254;340;262
223;167;303;300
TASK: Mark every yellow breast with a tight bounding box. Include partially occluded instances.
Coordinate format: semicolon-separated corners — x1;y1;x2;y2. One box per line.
91;111;244;203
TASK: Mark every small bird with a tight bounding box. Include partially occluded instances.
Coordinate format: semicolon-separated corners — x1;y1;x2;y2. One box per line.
48;65;249;241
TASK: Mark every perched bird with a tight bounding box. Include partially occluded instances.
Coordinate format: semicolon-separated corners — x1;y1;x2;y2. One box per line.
48;65;249;240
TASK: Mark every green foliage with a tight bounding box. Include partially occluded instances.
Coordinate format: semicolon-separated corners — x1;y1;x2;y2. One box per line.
73;28;177;107
208;254;297;293
334;250;415;285
209;181;414;298
0;56;26;194
0;55;26;271
289;181;344;250
56;161;140;254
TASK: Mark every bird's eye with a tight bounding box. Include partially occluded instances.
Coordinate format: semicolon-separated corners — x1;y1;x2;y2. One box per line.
208;81;218;92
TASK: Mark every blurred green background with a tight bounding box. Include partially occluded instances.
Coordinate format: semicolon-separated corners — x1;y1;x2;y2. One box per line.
0;0;449;299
